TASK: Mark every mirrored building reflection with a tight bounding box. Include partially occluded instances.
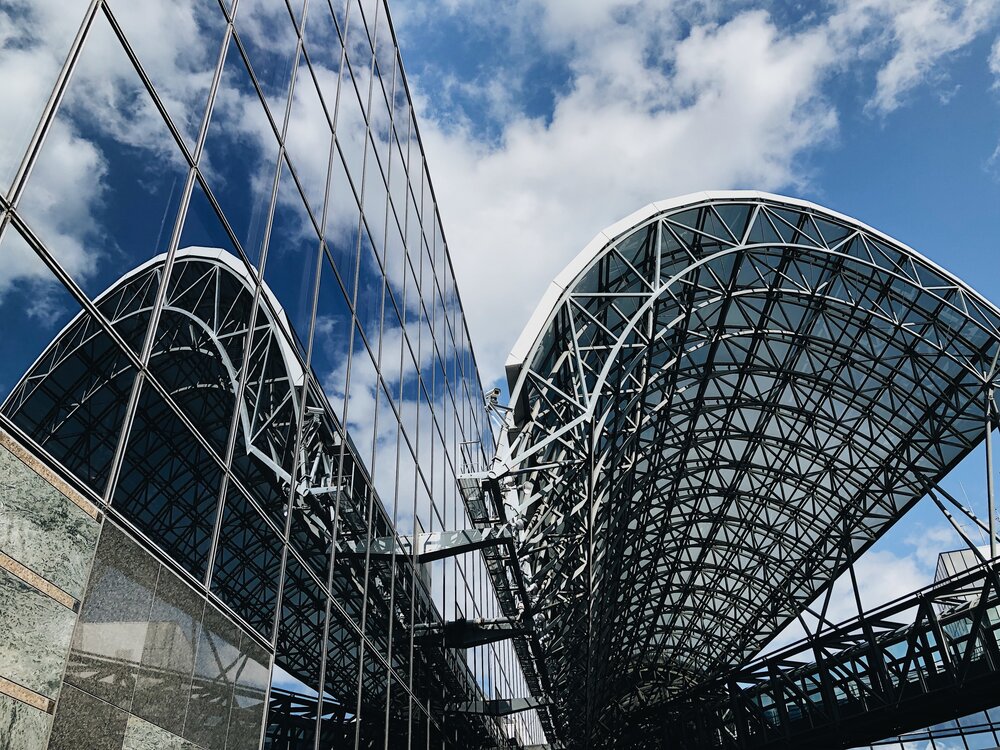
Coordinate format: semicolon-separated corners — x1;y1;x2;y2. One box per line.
0;0;544;747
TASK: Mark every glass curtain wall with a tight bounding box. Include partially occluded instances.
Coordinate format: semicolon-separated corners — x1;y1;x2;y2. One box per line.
0;0;545;746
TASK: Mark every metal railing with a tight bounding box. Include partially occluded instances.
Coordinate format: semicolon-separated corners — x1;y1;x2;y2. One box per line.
663;559;1000;749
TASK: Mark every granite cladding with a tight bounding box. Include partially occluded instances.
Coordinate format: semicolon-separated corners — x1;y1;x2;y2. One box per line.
48;684;129;750
122;714;203;750
64;523;158;710
0;691;52;750
59;521;272;749
0;433;102;749
0;431;271;748
0;567;78;699
0;442;99;599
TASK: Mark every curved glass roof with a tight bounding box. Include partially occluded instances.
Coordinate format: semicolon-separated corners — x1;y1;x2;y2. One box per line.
498;191;1000;746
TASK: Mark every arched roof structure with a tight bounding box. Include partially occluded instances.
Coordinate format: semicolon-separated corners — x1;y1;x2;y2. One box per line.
496;191;1000;746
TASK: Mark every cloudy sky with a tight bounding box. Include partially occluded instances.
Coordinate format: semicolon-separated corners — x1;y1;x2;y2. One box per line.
392;0;1000;387
390;0;1000;641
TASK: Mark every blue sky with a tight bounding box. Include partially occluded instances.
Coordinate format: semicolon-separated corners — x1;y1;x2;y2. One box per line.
391;0;1000;638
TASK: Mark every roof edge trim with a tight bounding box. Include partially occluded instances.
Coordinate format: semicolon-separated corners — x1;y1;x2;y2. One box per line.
504;189;971;385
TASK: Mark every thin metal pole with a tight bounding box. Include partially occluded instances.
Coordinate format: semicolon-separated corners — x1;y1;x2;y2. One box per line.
988;387;996;558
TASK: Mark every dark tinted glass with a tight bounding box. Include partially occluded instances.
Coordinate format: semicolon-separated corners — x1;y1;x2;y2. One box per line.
211;487;283;639
148;253;253;454
113;382;223;579
1;260;136;496
276;555;326;691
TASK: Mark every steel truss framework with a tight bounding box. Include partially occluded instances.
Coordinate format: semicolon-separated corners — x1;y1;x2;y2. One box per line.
665;556;1000;749
494;191;1000;746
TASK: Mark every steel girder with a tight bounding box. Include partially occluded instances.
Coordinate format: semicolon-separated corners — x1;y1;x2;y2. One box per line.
495;191;1000;746
445;696;550;717
342;526;514;563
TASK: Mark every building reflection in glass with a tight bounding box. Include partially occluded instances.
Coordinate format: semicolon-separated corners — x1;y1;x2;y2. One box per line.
2;248;503;747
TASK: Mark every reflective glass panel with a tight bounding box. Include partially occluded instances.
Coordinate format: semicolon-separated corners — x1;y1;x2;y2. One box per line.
200;35;279;266
384;210;405;310
284;61;331;220
372;1;394;89
104;0;227;150
265;663;319;750
386;675;410;750
399;343;419;455
330;451;370;626
329;0;349;35
345;0;375;64
357;650;387;748
177;176;242;262
0;0;89;193
336;59;368;193
379;297;403;405
311;249;352;421
320;605;361;746
276;555;326;692
373;380;399;519
211;487;283;639
303;1;344;121
0;226;137;496
262;159;320;356
0;223;83;400
113;381;223;580
288;389;337;580
355;229;383;341
345;325;378;475
233;0;299;127
148;251;253;455
18;13;187;319
230;307;298;528
326;144;360;296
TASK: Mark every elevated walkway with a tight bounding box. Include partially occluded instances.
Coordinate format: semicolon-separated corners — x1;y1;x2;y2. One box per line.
667;559;1000;749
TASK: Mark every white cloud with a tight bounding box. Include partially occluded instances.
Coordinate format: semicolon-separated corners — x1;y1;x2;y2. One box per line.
990;35;1000;87
0;0;91;189
397;0;1000;386
10;119;106;287
847;0;999;114
762;534;948;655
410;8;838;385
10;9;197;303
904;523;964;568
103;0;221;148
1;0;214;299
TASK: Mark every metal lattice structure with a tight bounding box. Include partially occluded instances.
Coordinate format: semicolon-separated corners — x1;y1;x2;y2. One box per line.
493;191;1000;747
2;247;509;748
667;554;1000;749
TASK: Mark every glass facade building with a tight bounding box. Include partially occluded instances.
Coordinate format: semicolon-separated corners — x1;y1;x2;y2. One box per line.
0;0;544;747
9;3;1000;750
